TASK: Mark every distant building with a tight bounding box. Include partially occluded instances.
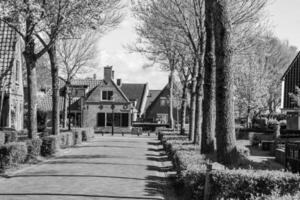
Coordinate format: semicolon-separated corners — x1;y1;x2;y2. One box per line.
0;21;24;130
281;52;300;130
145;84;180;125
37;66;148;133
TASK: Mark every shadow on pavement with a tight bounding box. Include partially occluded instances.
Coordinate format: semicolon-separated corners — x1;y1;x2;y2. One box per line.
0;193;163;199
5;174;147;181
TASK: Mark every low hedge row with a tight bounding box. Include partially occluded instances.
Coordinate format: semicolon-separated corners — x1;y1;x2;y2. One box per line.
159;131;300;200
0;127;95;170
0;142;27;169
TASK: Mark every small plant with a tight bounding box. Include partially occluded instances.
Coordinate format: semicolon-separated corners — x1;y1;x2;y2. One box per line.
0;142;27;169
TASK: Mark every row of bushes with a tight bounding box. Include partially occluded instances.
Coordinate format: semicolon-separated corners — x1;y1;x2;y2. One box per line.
0;127;95;170
158;131;300;200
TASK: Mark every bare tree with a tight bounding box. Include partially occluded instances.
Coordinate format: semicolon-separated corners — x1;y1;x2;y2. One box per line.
35;0;123;135
58;32;99;128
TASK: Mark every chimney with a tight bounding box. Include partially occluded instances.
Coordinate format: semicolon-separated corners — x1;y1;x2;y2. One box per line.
112;70;115;80
93;74;96;80
117;79;122;87
104;66;113;82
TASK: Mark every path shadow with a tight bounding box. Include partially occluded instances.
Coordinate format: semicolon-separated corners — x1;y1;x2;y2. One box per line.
148;142;161;146
144;175;166;197
47;160;148;167
0;193;163;199
5;174;147;181
55;154;122;159
72;145;137;149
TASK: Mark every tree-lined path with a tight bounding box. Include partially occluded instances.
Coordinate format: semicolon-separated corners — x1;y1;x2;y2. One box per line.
0;135;174;200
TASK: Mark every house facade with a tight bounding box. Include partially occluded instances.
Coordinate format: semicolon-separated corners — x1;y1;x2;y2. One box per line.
38;66;149;133
145;85;180;125
0;21;24;130
281;52;300;130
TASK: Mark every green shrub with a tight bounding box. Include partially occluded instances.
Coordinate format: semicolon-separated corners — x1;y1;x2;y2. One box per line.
4;130;18;143
82;130;87;142
0;142;27;169
59;132;74;147
41;136;58;156
72;130;82;145
26;138;42;160
0;131;5;145
159;132;300;200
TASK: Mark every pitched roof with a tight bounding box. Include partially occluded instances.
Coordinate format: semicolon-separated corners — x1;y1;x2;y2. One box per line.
281;51;300;80
0;21;17;92
121;83;147;112
145;89;161;110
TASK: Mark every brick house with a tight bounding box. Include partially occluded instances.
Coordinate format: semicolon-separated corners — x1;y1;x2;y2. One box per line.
145;84;180;124
281;52;300;130
38;66;148;133
0;21;24;130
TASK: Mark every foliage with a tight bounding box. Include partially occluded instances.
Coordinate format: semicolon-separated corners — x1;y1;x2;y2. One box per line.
26;138;42;160
60;131;74;147
41;136;58;156
0;142;27;169
72;130;82;145
3;130;18;143
0;132;5;145
159;130;300;200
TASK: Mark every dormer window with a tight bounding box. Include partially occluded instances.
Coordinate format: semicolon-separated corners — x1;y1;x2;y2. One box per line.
102;90;113;101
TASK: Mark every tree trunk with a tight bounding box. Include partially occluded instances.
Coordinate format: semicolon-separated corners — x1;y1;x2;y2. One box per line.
48;42;60;136
189;61;198;141
214;0;237;165
201;0;216;154
24;54;38;138
180;81;188;135
62;82;69;128
169;69;175;130
194;1;206;145
0;80;6;126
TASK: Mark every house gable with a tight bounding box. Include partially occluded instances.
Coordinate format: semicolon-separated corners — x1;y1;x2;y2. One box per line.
282;52;300;109
86;79;129;103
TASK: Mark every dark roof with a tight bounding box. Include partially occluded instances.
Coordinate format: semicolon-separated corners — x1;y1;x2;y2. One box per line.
121;83;147;112
282;51;300;80
0;21;17;92
145;89;161;110
70;79;103;91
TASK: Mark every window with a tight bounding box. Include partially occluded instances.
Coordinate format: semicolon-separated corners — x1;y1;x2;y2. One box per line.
103;113;129;127
160;97;167;106
102;91;113;101
97;113;105;126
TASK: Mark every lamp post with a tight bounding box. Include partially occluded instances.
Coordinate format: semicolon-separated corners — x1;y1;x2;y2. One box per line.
67;86;72;131
111;104;115;136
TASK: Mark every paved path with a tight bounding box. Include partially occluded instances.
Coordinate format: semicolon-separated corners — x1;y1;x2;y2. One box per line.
0;135;173;200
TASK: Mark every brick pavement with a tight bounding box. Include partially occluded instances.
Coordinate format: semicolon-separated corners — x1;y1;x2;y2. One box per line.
0;135;174;200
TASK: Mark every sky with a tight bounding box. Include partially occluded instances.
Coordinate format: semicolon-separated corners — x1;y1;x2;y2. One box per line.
88;0;300;90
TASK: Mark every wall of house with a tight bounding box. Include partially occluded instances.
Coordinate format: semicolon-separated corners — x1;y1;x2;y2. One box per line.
82;103;131;133
82;78;131;132
145;87;179;123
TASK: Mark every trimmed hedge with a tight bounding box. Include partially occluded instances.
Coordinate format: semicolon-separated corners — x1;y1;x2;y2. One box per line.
0;131;5;145
0;142;27;169
4;130;18;143
60;131;74;147
41;136;59;156
159;130;300;200
72;130;82;145
26;138;42;160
